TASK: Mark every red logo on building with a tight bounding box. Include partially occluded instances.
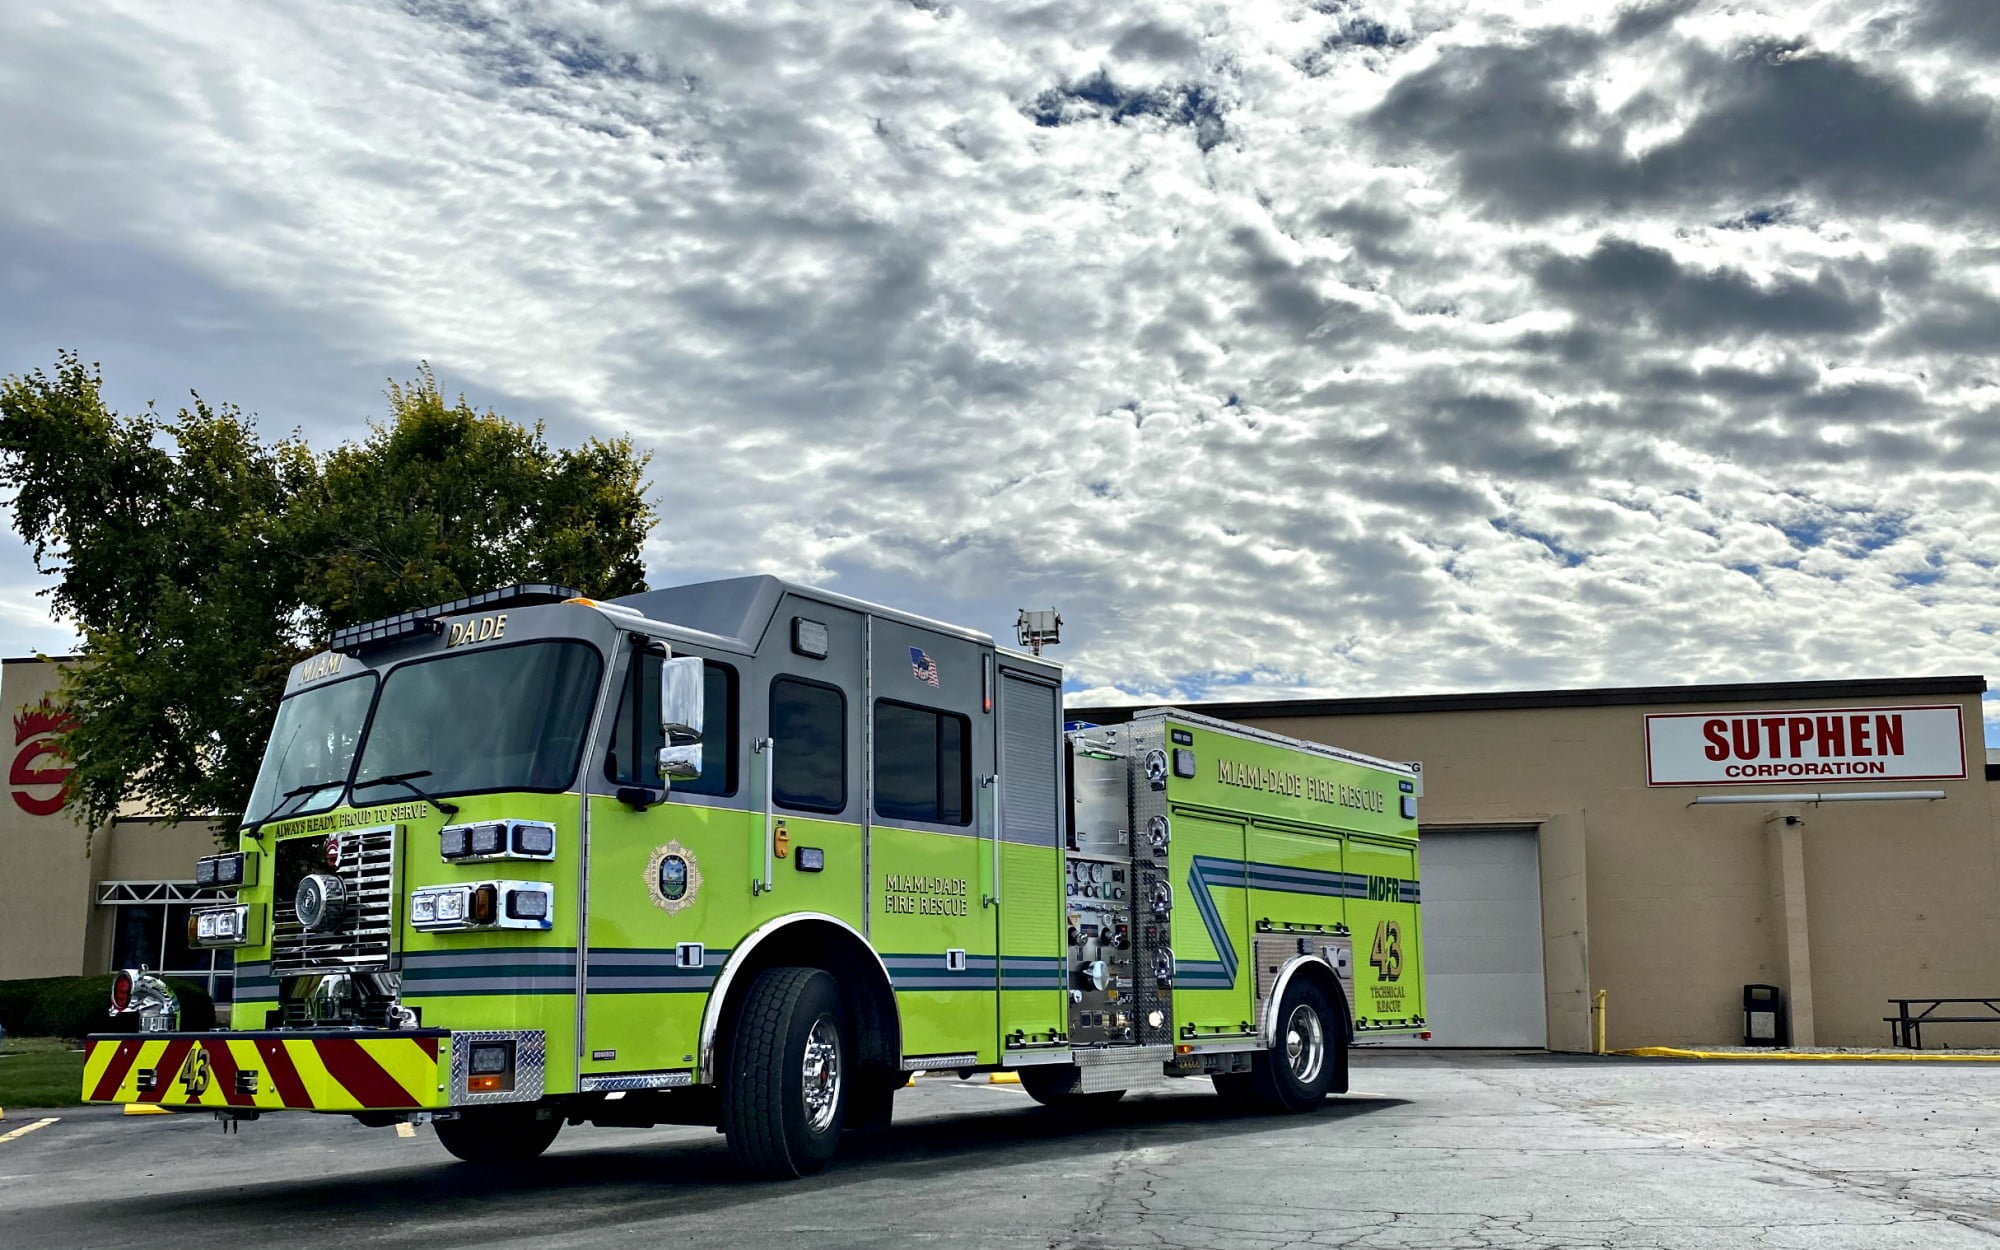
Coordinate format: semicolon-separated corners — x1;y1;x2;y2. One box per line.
11;698;76;817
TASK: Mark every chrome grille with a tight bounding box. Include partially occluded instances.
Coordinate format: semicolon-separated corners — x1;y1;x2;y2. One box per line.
271;825;397;976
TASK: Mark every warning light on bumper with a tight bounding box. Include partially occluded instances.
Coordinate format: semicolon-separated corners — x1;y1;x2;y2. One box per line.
466;1040;516;1093
438;819;557;862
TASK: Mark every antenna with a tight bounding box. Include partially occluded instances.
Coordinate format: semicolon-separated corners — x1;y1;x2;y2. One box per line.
1015;608;1062;656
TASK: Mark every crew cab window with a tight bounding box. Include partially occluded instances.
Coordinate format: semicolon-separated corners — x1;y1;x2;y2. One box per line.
771;676;845;813
874;700;970;825
604;653;738;797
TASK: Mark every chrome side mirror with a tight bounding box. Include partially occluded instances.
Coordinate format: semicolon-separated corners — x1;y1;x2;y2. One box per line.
658;655;704;781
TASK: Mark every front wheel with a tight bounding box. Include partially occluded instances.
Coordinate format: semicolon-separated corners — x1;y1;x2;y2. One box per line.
1249;980;1342;1113
720;967;850;1178
433;1103;563;1164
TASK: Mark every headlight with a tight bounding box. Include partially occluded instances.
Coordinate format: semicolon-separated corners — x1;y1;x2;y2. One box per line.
410;881;553;932
189;903;259;947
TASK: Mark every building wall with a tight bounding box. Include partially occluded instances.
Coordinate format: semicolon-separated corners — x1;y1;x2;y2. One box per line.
0;658;99;979
1;659;219;983
1174;686;2000;1051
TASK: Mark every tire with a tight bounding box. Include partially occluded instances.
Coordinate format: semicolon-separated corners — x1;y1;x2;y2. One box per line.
720;967;850;1178
1209;1069;1257;1110
1249;979;1342;1114
843;1068;902;1135
433;1103;562;1164
1019;1065;1125;1109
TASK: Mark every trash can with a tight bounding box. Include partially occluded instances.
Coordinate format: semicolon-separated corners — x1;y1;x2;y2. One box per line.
1743;983;1788;1047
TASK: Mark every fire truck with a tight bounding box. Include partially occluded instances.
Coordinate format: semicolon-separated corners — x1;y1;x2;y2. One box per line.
83;579;1426;1177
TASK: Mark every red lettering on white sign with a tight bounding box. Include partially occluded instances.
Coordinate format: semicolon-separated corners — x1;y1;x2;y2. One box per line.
1645;704;1965;787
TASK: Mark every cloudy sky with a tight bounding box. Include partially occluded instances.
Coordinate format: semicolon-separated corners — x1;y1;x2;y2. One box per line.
3;0;1999;725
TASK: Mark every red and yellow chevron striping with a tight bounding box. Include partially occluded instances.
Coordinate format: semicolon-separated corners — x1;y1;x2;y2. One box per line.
82;1033;446;1112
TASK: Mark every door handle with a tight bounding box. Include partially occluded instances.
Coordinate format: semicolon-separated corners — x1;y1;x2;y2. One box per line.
981;774;1000;907
753;738;775;895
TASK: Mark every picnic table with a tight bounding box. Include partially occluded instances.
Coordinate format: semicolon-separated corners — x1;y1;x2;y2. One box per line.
1884;998;2000;1049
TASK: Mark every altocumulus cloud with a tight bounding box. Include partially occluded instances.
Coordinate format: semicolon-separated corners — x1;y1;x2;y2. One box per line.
2;0;1999;723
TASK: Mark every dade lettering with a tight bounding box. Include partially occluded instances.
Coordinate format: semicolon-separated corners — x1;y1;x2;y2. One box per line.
445;613;508;648
881;873;969;916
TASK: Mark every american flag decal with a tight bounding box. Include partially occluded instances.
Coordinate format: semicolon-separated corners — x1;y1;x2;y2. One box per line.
909;647;939;687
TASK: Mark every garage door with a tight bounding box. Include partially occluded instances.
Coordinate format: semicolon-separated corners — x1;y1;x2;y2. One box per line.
1416;827;1547;1048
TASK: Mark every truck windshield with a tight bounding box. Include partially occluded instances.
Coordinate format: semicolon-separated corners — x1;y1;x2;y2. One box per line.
242;673;378;824
353;641;603;797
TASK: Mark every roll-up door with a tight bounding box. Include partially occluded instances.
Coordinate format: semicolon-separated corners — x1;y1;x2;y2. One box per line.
998;675;1058;846
1417;827;1547;1048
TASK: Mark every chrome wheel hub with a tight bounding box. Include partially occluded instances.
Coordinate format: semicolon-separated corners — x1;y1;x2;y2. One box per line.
801;1016;842;1133
1283;1004;1325;1085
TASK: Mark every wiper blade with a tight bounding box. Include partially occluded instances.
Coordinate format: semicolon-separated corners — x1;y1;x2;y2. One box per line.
352;769;460;816
243;780;336;839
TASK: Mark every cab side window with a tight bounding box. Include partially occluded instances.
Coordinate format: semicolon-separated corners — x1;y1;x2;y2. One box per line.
605;653;737;797
874;700;970;825
771;675;846;812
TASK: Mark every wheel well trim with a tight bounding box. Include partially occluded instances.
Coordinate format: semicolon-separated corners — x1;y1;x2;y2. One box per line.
697;911;898;1082
1261;955;1353;1050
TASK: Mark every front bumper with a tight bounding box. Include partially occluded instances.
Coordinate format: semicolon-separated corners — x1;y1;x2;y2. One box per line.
82;1030;449;1112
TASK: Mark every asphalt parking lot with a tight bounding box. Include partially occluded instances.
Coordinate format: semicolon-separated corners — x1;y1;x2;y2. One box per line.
3;1051;1997;1249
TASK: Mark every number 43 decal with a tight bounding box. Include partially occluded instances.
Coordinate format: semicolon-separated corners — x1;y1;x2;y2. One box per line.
1369;920;1404;981
177;1046;212;1097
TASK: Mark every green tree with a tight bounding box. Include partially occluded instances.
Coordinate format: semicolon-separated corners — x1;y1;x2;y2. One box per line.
0;352;653;834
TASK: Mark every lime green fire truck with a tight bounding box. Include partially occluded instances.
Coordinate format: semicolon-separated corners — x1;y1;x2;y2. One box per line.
83;579;1426;1176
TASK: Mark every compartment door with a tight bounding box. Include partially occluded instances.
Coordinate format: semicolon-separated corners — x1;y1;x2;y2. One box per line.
996;670;1065;1049
1346;837;1424;1028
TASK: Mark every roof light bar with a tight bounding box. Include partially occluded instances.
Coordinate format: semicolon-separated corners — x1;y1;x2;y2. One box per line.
328;583;584;654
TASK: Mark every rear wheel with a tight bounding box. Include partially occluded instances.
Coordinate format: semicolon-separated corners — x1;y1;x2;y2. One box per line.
1249;980;1341;1113
720;967;849;1178
1209;1069;1257;1110
1019;1065;1126;1109
433;1103;562;1164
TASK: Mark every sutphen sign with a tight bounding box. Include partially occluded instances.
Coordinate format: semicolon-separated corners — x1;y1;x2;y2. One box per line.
1645;704;1966;786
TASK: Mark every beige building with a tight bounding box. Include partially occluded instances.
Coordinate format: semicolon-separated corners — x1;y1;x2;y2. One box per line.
0;658;228;1000
1073;675;2000;1052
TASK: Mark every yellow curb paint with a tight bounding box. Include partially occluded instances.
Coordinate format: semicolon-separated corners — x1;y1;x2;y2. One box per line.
123;1104;172;1115
1618;1046;2000;1062
988;1072;1022;1084
395;1122;416;1138
0;1117;58;1143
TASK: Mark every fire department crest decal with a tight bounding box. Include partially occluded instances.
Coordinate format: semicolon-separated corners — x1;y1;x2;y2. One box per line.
645;841;702;914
